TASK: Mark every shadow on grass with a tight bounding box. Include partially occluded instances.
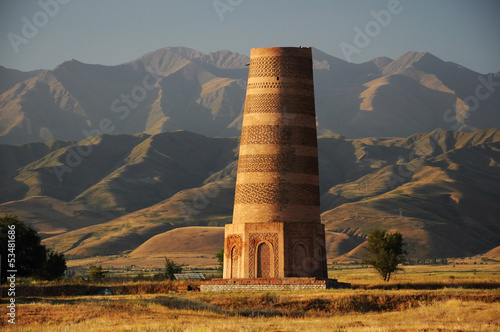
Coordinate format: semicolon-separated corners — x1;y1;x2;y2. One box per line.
5;289;500;319
150;296;224;314
0;297;113;305
140;296;301;318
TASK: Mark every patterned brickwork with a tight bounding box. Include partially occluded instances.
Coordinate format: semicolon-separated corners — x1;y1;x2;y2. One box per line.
201;283;327;291
201;277;346;292
240;125;317;147
237;154;318;175
248;56;313;79
249;233;279;278
234;183;319;206
247;82;313;90
221;47;327;281
230;246;240;279
225;234;243;278
225;235;242;257
244;93;315;115
256;242;271;278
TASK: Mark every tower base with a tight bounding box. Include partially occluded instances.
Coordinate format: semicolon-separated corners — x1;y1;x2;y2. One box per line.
200;277;350;292
223;222;328;279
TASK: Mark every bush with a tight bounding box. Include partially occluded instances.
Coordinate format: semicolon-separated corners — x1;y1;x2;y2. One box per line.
39;251;67;280
216;247;224;272
164;257;183;281
88;264;108;281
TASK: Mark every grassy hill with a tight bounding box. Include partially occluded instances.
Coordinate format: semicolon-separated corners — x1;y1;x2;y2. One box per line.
481;246;500;261
0;196;116;238
1;128;499;261
42;179;236;257
130;226;225;258
320;129;500;258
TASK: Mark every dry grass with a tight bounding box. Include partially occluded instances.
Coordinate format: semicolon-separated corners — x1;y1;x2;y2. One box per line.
66;252;220;271
330;261;500;286
1;264;499;331
1;291;499;331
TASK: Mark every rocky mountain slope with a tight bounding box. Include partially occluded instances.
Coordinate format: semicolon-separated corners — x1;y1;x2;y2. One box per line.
1;47;499;145
1;128;499;260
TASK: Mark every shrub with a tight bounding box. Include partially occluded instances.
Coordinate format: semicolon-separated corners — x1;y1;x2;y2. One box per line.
88;264;108;281
164;257;183;281
362;228;408;282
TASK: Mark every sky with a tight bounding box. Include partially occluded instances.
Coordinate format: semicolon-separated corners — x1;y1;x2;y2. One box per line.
0;0;499;74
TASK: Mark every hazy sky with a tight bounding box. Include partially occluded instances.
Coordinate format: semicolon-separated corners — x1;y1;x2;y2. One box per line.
1;0;499;74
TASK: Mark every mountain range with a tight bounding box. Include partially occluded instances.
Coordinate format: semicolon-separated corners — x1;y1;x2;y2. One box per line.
1;47;499;145
0;46;499;265
0;128;499;262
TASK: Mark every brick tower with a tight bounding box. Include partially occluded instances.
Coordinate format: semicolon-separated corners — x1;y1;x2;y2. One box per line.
222;47;328;281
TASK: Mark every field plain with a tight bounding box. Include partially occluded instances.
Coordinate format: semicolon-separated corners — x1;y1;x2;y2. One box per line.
1;262;499;331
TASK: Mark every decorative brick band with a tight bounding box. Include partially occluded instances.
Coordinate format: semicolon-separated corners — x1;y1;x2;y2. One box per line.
240;125;317;147
248;56;313;79
237;154;318;175
200;278;345;292
222;47;327;282
200;284;325;292
244;93;315;115
246;82;313;91
234;183;320;206
203;277;328;285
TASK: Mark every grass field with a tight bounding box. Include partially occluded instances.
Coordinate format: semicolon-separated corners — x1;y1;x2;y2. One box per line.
1;263;499;331
329;260;500;286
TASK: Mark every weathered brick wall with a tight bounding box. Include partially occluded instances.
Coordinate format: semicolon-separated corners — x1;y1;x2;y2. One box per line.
200;283;326;292
200;277;343;292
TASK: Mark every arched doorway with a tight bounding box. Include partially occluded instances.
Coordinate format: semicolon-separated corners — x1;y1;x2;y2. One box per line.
256;242;272;278
230;246;240;278
293;243;308;277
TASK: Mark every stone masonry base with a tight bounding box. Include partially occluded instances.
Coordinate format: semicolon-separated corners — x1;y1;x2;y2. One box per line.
200;278;350;292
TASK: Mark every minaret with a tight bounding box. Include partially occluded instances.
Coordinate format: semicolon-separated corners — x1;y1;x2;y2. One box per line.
223;47;327;279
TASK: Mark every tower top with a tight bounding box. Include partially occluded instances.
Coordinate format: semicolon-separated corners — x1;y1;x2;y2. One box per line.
250;47;312;58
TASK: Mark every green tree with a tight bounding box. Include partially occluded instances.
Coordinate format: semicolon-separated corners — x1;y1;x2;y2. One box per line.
164;257;183;281
215;247;224;273
0;214;66;282
39;251;67;281
362;228;408;282
88;264;107;281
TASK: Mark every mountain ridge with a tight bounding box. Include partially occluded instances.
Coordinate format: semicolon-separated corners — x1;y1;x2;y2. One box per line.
1;127;498;260
1;46;499;263
1;47;499;145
